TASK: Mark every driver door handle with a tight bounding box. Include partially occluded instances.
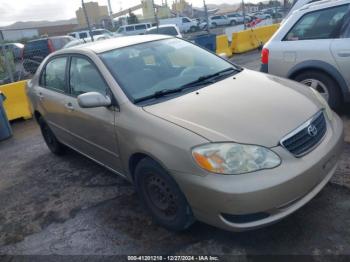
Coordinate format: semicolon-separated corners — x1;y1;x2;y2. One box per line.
65;102;75;111
37;92;44;101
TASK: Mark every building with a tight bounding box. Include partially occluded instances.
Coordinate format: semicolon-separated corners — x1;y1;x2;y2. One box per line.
172;0;193;17
76;1;110;27
141;0;172;20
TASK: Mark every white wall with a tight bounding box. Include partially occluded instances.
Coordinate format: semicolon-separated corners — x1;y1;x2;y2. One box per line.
1;29;39;41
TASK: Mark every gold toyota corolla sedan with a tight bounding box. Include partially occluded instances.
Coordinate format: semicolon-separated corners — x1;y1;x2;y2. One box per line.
27;35;344;232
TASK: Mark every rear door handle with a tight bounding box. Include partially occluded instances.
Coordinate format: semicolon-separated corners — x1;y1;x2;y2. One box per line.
338;52;350;57
65;102;75;111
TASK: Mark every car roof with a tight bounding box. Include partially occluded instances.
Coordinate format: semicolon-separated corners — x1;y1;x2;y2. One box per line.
56;34;171;54
148;24;178;30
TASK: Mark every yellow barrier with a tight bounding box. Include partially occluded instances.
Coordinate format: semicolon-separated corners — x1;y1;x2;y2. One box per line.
252;24;280;47
0;80;32;121
231;24;280;54
231;29;259;54
216;35;233;58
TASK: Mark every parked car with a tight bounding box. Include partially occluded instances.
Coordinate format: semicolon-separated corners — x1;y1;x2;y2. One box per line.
27;35;343;232
226;13;245;25
63;35;112;49
115;23;152;36
2;43;24;61
159;17;198;33
252;12;272;19
23;36;74;74
69;29;115;39
208;15;231;27
261;0;350;109
145;25;182;38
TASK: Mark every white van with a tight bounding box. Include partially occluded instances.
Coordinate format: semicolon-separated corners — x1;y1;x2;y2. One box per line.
159;17;198;33
69;29;115;39
115;23;152;36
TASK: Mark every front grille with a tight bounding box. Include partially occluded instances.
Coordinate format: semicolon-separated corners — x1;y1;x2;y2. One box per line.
281;111;327;157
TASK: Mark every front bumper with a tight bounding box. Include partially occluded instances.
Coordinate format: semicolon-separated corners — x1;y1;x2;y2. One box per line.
172;113;344;231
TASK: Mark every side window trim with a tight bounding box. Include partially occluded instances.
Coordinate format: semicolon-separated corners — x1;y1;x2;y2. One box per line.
39;55;69;94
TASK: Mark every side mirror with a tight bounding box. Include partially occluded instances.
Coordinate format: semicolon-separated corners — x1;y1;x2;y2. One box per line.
77;92;111;108
219;53;229;60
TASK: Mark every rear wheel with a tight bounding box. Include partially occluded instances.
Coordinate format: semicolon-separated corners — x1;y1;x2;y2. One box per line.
230;20;237;26
190;26;197;33
294;70;342;110
39;118;65;155
134;158;195;231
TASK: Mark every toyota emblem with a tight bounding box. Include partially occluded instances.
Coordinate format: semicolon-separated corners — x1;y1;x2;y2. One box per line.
307;125;318;137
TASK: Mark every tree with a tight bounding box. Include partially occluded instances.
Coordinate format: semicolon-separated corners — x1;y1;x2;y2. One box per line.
127;9;139;24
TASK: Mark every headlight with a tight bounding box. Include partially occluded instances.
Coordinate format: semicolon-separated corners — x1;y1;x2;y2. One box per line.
310;88;333;121
192;143;281;175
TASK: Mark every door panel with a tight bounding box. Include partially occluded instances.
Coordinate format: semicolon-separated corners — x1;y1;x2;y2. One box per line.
64;56;122;173
331;38;350;88
37;56;71;143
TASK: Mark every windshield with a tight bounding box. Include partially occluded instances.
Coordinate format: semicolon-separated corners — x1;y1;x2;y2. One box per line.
99;38;239;104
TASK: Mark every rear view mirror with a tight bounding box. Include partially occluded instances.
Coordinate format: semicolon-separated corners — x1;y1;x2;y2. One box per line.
77;92;111;108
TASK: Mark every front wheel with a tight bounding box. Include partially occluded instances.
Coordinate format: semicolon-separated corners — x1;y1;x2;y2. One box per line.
294;70;342;110
134;158;195;231
230;20;236;26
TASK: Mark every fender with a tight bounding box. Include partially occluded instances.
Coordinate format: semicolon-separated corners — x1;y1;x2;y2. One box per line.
287;60;350;102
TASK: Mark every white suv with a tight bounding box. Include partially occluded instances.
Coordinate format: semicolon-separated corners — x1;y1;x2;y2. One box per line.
209;15;231;27
261;0;350;109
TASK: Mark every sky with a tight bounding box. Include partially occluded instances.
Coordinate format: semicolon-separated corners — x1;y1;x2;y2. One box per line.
0;0;243;27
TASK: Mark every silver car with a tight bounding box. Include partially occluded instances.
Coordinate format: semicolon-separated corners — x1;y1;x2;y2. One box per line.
261;0;350;109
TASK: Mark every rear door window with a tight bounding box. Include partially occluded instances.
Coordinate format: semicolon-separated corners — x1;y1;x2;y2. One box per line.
340;9;350;38
135;24;146;30
126;26;135;32
23;40;48;57
41;57;67;92
79;32;88;38
285;4;349;40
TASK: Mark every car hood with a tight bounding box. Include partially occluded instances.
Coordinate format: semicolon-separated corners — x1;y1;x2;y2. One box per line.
144;69;321;147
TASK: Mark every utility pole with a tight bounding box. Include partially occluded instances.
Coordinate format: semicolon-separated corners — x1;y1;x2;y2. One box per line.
242;0;246;30
203;0;209;33
107;0;114;28
82;0;94;42
152;0;159;32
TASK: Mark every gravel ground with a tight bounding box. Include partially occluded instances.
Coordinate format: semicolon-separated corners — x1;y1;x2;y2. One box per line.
0;52;349;259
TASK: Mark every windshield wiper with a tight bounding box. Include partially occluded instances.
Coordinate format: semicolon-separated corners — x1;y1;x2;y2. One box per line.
134;67;237;104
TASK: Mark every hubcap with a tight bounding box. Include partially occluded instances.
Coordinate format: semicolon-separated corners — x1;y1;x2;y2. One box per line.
145;174;178;220
301;79;330;102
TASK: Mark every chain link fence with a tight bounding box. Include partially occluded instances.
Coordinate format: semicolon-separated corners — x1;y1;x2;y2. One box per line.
0;42;32;85
0;36;74;85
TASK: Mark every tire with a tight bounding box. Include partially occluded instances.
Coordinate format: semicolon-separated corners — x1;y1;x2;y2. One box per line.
212;22;217;28
190;26;197;33
230;20;236;26
294;70;342;110
39;117;65;155
134;157;195;231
